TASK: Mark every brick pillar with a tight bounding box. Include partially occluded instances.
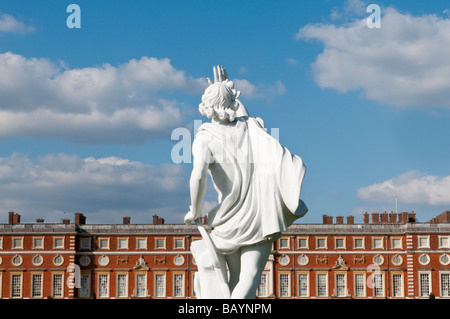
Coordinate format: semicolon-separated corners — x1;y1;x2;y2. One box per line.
8;211;14;224
74;212;86;225
13;213;20;224
364;212;369;224
389;212;397;223
372;212;380;223
380;212;388;223
347;215;354;224
336;216;344;224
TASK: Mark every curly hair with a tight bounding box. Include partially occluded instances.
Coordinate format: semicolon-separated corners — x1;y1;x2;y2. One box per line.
198;82;240;123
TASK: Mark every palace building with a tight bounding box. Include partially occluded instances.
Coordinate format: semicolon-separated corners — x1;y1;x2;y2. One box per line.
0;210;449;299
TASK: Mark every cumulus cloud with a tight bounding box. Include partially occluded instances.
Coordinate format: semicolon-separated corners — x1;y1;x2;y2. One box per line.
0;153;189;223
0;52;207;143
0;13;35;34
297;5;450;108
232;78;286;101
357;170;450;206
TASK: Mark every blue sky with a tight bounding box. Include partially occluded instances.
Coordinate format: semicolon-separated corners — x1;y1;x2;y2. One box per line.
0;0;449;224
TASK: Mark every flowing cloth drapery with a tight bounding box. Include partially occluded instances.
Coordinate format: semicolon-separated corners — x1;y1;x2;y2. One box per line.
196;116;306;254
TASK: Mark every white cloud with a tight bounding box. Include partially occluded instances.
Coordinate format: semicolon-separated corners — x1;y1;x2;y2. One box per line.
233;78;286;100
0;13;35;34
0;153;189;223
0;52;206;143
297;6;450;108
357;170;450;206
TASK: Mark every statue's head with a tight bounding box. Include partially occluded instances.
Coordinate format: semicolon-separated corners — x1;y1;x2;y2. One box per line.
199;81;240;123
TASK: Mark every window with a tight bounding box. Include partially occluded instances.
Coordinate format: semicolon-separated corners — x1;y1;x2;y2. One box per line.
80;256;91;266
373;254;384;266
354;273;365;297
392;255;403;266
372;237;383;249
80;274;90;298
439;236;450;249
155;274;166;297
298;237;308;249
335;237;345;249
391;238;402;249
298;255;309;266
335;273;346;297
80;238;91;250
279;238;289;249
256;273;267;298
392;274;403;297
12;237;23;249
419;254;430;266
173;273;184;297
279;273;290;297
98;238;110;250
440;272;450;298
117;274;128;298
155;238;166;249
117;238;128;250
136;274;147;297
418;236;430;249
0;237;3;249
354;238;364;249
11;255;23;266
419;272;431;298
31;274;43;298
440;254;450;266
298;273;309;297
98;274;109;298
316;238;327;249
317;273;328;297
32;255;43;266
136;238;147;250
373;273;384;297
53;255;64;266
53;237;64;249
33;237;44;249
52;274;64;298
11;274;22;298
174;238;185;249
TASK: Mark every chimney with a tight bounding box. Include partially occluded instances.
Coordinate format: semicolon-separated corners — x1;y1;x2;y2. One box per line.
153;214;165;225
123;216;131;225
322;215;333;224
8;211;15;225
372;212;380;224
347;215;354;225
13;213;21;224
389;212;397;223
408;211;416;223
36;218;45;223
74;212;86;225
380;211;388;223
336;216;344;224
364;212;369;224
203;215;208;225
62;218;70;224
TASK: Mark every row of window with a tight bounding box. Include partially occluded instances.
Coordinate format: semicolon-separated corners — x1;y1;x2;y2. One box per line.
278;235;450;250
1;271;189;299
0;236;67;250
256;271;450;298
277;253;450;267
81;237;189;251
2;272;66;299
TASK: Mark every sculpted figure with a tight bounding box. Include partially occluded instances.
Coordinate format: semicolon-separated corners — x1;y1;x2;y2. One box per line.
185;66;308;299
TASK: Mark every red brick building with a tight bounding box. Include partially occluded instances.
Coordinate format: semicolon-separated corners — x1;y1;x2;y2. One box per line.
0;210;449;299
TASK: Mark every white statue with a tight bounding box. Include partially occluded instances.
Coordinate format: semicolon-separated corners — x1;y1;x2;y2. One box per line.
185;66;308;299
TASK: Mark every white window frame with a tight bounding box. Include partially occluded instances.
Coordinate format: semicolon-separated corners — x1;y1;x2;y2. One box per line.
440;271;450;298
419;271;432;298
116;273;128;298
418;236;430;249
316;272;328;298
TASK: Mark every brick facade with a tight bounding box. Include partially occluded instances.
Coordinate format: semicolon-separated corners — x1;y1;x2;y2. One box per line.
0;211;449;299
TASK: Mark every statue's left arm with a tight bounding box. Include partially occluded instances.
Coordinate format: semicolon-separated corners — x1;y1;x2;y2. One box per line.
184;134;212;225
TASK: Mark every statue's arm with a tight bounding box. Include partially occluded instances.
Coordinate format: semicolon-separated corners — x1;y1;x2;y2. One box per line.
236;100;249;117
185;135;211;224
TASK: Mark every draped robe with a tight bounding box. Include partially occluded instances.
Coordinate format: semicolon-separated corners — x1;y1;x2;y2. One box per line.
196;116;307;254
